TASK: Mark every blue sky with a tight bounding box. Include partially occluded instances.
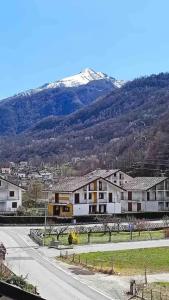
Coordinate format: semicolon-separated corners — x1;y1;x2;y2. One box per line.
0;0;169;99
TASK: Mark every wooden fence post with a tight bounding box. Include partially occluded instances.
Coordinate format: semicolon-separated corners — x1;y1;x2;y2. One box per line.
100;261;103;271
111;258;114;273
86;258;87;266
144;266;147;285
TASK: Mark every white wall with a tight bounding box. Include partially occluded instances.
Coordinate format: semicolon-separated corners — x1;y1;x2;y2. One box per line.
73;204;89;216
0;179;23;211
107;203;121;214
107;171;133;186
144;201;158;212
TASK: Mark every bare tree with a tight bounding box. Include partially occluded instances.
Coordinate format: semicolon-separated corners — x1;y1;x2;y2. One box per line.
54;225;70;241
95;215;121;242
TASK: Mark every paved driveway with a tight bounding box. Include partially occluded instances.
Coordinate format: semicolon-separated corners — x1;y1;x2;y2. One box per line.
0;227;112;300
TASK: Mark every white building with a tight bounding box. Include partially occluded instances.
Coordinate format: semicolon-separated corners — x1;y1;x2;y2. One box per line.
39;171;53;181
122;177;169;212
47;175;125;217
0;177;24;212
1;167;11;174
86;169;133;187
17;172;26;179
19;161;28;168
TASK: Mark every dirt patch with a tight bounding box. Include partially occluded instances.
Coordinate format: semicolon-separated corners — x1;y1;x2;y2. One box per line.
68;266;95;275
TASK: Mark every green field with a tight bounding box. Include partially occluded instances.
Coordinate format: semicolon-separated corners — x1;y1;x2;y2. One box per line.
44;229;164;246
60;247;169;275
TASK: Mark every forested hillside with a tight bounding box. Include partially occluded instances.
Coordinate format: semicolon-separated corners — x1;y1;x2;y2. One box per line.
1;72;169;171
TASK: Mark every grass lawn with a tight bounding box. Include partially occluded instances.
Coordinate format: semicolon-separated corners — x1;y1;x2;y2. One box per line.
60;247;169;275
44;230;165;246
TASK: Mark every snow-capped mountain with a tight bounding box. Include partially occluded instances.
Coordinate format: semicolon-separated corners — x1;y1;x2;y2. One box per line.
0;68;122;136
14;68;124;97
46;68;124;89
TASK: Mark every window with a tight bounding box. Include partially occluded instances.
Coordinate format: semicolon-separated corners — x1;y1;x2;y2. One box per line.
109;193;112;202
12;202;17;208
0;181;1;186
166;192;169;197
84;193;87;200
128;191;132;201
10;191;15;197
74;193;80;204
114;173;117;177
89;193;92;200
55;193;59;203
147;192;150;201
99;193;104;199
119;174;122;179
121;192;124;200
89;183;94;191
99;181;102;191
62;206;70;212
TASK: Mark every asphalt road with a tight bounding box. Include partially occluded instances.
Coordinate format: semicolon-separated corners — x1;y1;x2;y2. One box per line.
0;227;112;300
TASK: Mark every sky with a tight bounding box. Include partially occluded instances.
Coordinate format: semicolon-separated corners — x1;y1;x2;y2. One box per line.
0;0;169;99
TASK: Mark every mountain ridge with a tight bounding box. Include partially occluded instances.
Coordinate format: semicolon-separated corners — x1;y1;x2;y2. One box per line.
4;68;124;100
1;71;169;171
0;68;121;136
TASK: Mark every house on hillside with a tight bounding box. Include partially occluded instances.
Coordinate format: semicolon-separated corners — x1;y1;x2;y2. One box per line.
122;177;169;212
1;167;11;175
47;175;125;217
0;177;24;212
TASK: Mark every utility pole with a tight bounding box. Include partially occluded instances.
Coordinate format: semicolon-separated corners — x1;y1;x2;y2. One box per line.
43;201;47;246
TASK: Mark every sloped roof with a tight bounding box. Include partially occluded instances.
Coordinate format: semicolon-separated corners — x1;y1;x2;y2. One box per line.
47;175;125;192
85;169;119;178
123;177;167;191
0;176;25;191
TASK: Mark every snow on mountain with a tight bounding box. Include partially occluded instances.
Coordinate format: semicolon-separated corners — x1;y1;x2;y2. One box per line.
14;68;125;98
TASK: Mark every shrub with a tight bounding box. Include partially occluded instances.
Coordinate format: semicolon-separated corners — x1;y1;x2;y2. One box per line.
68;231;79;244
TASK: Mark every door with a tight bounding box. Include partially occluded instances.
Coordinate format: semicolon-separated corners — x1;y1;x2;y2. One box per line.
89;205;97;214
128;202;132;212
53;205;60;216
137;203;141;212
99;204;106;213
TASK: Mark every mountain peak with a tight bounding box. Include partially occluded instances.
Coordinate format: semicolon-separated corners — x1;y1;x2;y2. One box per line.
82;67;96;74
12;68;125;98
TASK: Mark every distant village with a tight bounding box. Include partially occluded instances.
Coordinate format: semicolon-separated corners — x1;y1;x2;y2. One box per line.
0;160;168;218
